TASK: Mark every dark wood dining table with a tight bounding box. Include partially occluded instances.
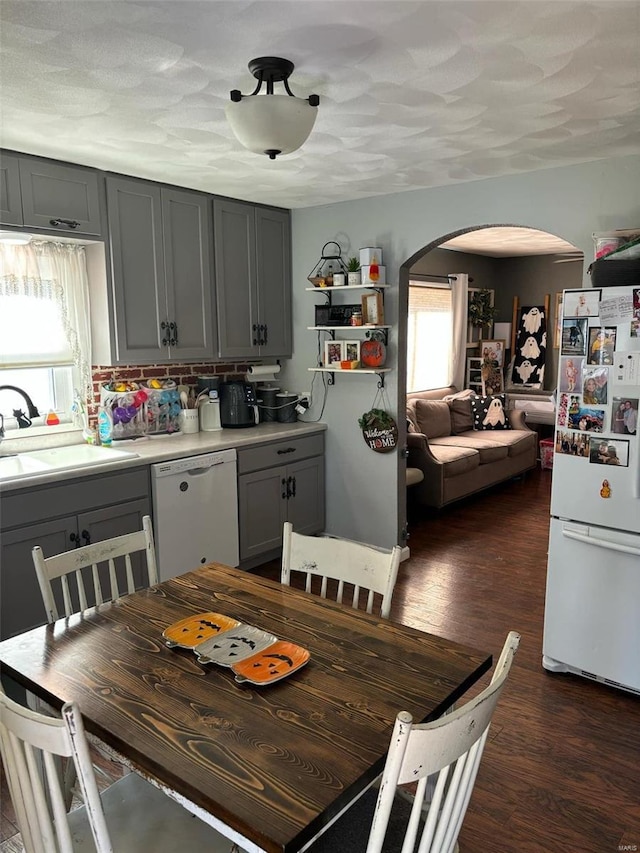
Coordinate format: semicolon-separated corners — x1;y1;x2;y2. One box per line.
0;564;491;853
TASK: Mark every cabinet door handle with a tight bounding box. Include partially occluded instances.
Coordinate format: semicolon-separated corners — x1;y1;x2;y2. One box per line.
161;320;170;346
81;529;91;546
277;447;296;455
282;477;288;499
69;531;80;548
290;476;296;498
49;218;80;230
263;323;268;346
170;322;178;346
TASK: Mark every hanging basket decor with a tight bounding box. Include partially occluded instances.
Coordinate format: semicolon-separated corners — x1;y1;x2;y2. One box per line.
358;408;398;453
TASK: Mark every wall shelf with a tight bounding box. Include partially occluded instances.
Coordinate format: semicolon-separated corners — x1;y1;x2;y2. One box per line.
305;284;389;292
309;366;391;387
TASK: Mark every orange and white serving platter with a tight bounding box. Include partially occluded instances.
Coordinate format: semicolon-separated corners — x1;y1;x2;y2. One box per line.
194;624;278;666
232;641;310;686
162;612;240;649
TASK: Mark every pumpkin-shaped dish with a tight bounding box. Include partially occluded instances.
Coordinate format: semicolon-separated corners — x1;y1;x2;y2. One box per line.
194;624;278;667
232;641;310;686
162;612;240;649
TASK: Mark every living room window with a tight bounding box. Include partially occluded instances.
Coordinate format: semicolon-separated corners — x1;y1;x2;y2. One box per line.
407;281;452;392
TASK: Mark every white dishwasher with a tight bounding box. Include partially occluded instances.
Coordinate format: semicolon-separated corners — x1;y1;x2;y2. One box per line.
151;449;239;581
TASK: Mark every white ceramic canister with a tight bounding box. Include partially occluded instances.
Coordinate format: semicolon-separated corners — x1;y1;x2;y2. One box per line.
199;392;222;431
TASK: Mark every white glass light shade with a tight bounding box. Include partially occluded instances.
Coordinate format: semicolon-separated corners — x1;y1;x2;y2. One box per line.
226;94;318;157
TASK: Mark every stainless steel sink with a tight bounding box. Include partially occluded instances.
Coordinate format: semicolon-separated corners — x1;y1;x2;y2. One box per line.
0;444;139;482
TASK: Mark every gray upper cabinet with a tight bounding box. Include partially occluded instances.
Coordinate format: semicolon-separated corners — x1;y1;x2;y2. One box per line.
0;152;23;225
106;176;215;363
18;157;103;235
214;198;291;359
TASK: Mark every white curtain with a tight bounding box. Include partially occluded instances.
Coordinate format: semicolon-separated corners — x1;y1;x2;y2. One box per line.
449;272;469;390
0;241;92;397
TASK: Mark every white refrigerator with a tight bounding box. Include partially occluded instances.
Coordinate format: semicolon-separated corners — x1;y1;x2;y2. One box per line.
543;284;640;694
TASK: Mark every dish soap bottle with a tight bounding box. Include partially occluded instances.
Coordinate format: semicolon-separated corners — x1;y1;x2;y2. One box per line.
97;406;113;446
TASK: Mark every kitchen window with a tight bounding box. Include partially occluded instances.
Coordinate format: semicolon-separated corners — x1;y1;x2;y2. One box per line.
0;240;91;430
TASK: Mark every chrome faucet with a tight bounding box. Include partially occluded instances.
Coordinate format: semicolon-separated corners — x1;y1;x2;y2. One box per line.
0;385;40;432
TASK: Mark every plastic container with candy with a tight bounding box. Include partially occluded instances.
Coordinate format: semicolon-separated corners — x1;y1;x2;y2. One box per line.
100;381;148;440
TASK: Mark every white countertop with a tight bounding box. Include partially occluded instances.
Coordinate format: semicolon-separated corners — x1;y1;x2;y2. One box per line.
0;421;327;494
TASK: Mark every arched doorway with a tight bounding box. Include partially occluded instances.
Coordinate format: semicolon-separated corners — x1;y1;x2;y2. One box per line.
396;224;583;547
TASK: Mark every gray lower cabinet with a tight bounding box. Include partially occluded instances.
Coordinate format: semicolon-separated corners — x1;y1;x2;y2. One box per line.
214;198;291;359
237;434;325;566
106;176;215;363
0;468;150;640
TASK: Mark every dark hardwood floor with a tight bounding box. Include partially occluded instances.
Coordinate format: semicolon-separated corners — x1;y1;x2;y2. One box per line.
257;467;640;853
2;467;638;851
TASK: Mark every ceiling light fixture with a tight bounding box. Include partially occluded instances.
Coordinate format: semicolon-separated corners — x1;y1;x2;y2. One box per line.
0;231;31;245
226;57;319;160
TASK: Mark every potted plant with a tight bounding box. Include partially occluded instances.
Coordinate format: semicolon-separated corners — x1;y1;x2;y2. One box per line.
347;257;361;286
468;289;498;332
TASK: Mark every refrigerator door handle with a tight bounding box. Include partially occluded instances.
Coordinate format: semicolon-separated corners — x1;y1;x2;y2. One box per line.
562;528;640;557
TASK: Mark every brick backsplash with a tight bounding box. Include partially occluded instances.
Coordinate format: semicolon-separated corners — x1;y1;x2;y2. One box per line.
89;361;254;423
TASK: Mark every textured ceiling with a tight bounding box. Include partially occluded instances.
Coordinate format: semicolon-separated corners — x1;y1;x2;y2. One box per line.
441;226;580;256
1;1;639;209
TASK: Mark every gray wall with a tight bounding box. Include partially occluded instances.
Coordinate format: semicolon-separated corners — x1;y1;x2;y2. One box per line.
282;155;640;550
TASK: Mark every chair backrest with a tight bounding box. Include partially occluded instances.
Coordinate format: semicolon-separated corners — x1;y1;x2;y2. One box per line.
367;631;521;853
281;521;401;619
32;515;158;623
0;689;112;853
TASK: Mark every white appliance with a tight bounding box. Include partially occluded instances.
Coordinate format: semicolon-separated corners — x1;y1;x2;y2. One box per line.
151;449;239;581
543;284;640;694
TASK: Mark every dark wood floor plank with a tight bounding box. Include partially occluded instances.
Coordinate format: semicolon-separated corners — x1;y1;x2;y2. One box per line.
256;468;640;852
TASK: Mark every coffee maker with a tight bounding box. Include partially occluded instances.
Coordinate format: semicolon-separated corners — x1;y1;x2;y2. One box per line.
219;381;258;428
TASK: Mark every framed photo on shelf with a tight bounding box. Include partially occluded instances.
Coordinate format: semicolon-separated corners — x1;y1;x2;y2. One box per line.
361;292;384;325
479;339;506;368
324;340;344;366
343;340;361;364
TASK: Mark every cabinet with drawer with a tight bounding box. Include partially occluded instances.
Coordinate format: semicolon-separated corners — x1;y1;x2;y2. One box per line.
0;468;150;639
237;434;325;567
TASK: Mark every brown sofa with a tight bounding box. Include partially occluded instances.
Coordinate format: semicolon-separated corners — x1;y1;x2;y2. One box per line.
407;387;537;508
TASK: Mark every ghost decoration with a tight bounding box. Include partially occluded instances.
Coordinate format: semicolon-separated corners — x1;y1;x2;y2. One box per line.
537;364;545;384
541;331;547;348
522;307;544;334
520;336;541;359
516;360;536;383
483;397;506;427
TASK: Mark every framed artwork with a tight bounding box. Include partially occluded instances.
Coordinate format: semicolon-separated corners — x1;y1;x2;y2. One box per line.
343;340;361;363
553;293;563;348
324;340;344;366
563;289;601;318
587;327;617;365
561;318;587;356
479;339;506;368
361;292;384;325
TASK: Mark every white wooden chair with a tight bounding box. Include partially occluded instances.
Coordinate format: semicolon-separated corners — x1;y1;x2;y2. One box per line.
32;515;159;623
304;631;520;853
281;521;402;619
0;688;241;853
